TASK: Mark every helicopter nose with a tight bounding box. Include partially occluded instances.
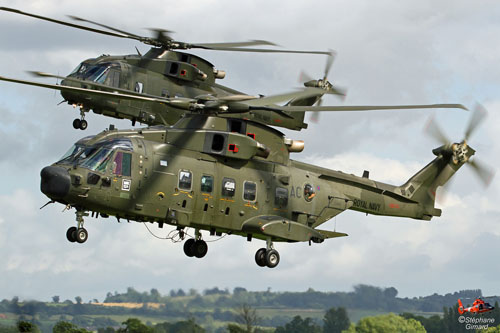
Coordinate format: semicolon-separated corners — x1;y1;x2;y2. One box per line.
40;166;71;199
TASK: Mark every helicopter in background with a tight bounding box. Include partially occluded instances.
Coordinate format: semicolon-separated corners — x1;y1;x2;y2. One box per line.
0;7;465;132
458;298;495;315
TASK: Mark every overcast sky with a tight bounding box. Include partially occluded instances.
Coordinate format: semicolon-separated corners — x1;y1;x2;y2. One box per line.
0;0;499;302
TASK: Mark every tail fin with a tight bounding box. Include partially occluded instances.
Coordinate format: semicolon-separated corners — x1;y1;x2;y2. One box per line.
397;142;474;219
458;299;465;314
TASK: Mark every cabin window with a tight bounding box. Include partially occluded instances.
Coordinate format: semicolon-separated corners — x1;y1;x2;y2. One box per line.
229;120;245;134
212;134;225;152
169;62;179;75
275;187;288;208
134;82;144;93
178;170;192;190
243;181;257;202
304;184;316;202
201;175;213;193
222;178;236;197
113;152;132;177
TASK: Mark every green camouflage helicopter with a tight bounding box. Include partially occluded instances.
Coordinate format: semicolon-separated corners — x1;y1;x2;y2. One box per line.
0;7;464;131
1;7;492;268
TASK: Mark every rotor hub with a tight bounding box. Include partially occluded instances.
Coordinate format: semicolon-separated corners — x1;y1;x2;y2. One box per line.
452;141;469;164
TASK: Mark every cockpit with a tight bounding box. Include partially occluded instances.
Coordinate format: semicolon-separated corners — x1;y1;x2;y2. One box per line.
58;137;134;176
68;62;121;87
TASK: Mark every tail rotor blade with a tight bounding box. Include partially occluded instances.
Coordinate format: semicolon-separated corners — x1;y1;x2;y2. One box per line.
324;50;335;80
469;159;495;187
298;70;313;83
424;116;450;145
465;103;487;141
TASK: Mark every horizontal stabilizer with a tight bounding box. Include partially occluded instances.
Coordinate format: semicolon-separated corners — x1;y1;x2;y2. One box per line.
315;229;348;239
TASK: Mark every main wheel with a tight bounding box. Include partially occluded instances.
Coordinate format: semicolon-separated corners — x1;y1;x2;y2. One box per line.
183;238;195;257
72;118;81;129
255;248;267;267
75;228;88;243
193;240;208;258
265;249;280;268
66;227;77;243
79;119;88;130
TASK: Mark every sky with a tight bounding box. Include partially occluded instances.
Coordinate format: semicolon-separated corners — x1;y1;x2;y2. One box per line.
0;0;499;303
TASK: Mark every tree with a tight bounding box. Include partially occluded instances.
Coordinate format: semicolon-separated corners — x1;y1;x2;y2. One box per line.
353;313;425;333
323;307;350;333
53;321;91;333
117;318;152;333
75;296;82;304
227;324;247;333
275;316;321;333
235;304;260;333
16;321;39;333
52;296;60;303
383;287;398;299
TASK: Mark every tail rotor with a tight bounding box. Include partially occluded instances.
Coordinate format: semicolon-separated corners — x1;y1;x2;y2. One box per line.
425;103;494;188
299;50;347;122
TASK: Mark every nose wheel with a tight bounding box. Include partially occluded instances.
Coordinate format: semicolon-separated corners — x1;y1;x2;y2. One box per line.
255;238;280;268
72;108;88;130
66;210;89;244
72;118;88;130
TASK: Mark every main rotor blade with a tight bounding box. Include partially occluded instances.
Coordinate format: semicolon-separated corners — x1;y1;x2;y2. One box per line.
68;14;143;39
0;75;173;104
274;103;468;112
193;40;278;48
244;88;325;106
465;103;487;141
196;46;330;55
469;159;495;187
424;115;450;145
0;7;133;40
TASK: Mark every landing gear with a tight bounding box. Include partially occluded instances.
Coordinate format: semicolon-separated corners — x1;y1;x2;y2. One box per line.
66;226;77;242
66;210;89;244
183;238;196;257
255;248;267;267
75;228;88;243
72;108;88;130
183;230;208;258
255;239;280;268
72;118;88;130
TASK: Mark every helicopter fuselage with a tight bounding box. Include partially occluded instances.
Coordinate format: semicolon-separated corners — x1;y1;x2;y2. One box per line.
40;115;469;266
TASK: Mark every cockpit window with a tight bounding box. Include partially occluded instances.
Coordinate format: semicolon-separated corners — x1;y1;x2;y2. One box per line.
87;66;110;83
57;136;95;164
74;62;120;86
81;148;114;173
69;63;90;76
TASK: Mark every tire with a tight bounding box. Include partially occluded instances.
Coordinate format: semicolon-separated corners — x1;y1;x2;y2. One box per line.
66;227;77;242
255;248;267;267
265;249;280;268
183;238;196;257
79;119;88;130
72;119;81;129
75;228;88;243
193;240;208;258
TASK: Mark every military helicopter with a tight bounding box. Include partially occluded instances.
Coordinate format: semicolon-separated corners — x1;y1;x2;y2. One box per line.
0;7;465;132
458;298;495;315
2;8;493;268
0;7;342;131
38;103;492;268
